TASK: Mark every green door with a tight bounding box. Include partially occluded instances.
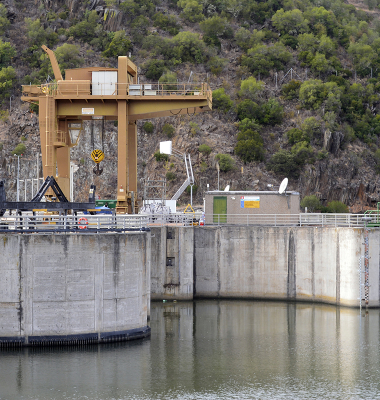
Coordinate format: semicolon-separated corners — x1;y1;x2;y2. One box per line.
213;196;227;223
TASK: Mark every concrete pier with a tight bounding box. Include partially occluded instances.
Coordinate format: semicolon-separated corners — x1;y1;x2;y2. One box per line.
0;233;150;346
151;226;375;307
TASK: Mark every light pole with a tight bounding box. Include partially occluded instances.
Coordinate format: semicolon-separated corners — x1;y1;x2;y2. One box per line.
216;162;220;191
14;154;20;202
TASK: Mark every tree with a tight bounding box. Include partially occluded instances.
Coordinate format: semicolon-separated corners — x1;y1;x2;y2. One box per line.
0;4;10;35
0;66;16;102
271;8;309;35
239;76;265;101
199;144;212;157
177;0;204;23
0;40;16;69
55;44;82;72
102;31;132;58
325;200;349;213
199;16;233;47
143;121;154;133
68;11;99;43
212;88;233;113
144;59;166;80
171;32;207;63
215;154;235;172
348;42;376;75
300;195;321;212
159;71;177;91
267;150;300;178
235;129;264;162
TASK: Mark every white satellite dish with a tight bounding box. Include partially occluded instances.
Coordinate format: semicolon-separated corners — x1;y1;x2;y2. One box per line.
278;178;288;194
224;185;230;192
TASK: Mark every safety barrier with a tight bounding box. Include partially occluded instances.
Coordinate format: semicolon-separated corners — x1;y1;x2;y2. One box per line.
0;213;373;233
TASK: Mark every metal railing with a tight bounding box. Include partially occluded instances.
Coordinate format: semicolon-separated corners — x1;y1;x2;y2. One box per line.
0;213;373;233
25;82;212;98
208;213;369;227
0;212;201;232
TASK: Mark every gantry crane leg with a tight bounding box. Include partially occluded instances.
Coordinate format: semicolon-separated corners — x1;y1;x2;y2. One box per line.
116;100;129;213
128;121;138;213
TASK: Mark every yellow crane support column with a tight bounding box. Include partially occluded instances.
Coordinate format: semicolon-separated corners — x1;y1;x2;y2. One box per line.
38;95;56;195
116;100;129;213
128;121;138;212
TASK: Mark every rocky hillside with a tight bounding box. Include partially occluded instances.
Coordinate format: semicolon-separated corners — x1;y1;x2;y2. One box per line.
1;0;380;211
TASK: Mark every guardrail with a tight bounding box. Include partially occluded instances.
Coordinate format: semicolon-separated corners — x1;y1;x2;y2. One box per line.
0;213;201;232
0;213;374;233
209;213;370;227
28;82;211;97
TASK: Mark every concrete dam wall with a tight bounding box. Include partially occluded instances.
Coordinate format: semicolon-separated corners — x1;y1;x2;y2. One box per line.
150;226;377;307
0;233;151;346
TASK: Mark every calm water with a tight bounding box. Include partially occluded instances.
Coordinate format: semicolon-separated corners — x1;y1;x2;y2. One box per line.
1;300;380;400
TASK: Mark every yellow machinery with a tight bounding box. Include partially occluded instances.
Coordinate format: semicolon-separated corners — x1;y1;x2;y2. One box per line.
21;46;212;213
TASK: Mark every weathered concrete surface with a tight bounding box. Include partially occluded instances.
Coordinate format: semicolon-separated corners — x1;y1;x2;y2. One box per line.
152;226;377;307
0;233;150;344
150;226;193;300
194;226;366;307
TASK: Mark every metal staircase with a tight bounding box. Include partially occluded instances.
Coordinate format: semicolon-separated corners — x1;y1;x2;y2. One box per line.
171;154;194;201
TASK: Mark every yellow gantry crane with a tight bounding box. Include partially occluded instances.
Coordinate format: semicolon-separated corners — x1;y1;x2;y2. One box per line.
21;46;212;213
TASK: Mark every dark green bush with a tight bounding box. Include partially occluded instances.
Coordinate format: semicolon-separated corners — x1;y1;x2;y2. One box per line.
102;31;132;58
325;200;349;213
144;59;166;80
162;123;175;138
281;80;302;100
212;88;233;113
267;150;300;178
166;171;176;181
199;144;212;157
154;151;169;162
235;129;264;163
13;143;26;156
153;12;180;35
300;195;322;212
215;154;235;172
143;121;154;133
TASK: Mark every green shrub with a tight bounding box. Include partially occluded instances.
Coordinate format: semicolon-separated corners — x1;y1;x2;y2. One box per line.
189;121;199;136
0;66;16;101
159;71;177;91
325;200;349;213
153;12;180;35
281;80;302;100
144;59;166;80
267;150;300;178
300;195;322;212
215;153;235;172
0;40;16;69
166;171;176;181
154;151;169;162
207;56;227;76
68;11;99;43
13;143;26;156
0;142;3;151
102;31;132;58
143;121;154;133
212;88;233;113
199;144;212;157
162;123;175;138
0;4;10;35
235;129;264;163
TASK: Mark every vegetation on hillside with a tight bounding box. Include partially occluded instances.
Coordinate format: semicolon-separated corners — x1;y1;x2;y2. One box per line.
2;0;380;209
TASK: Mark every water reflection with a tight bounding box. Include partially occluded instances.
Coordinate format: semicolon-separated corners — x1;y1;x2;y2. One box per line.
1;301;380;399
